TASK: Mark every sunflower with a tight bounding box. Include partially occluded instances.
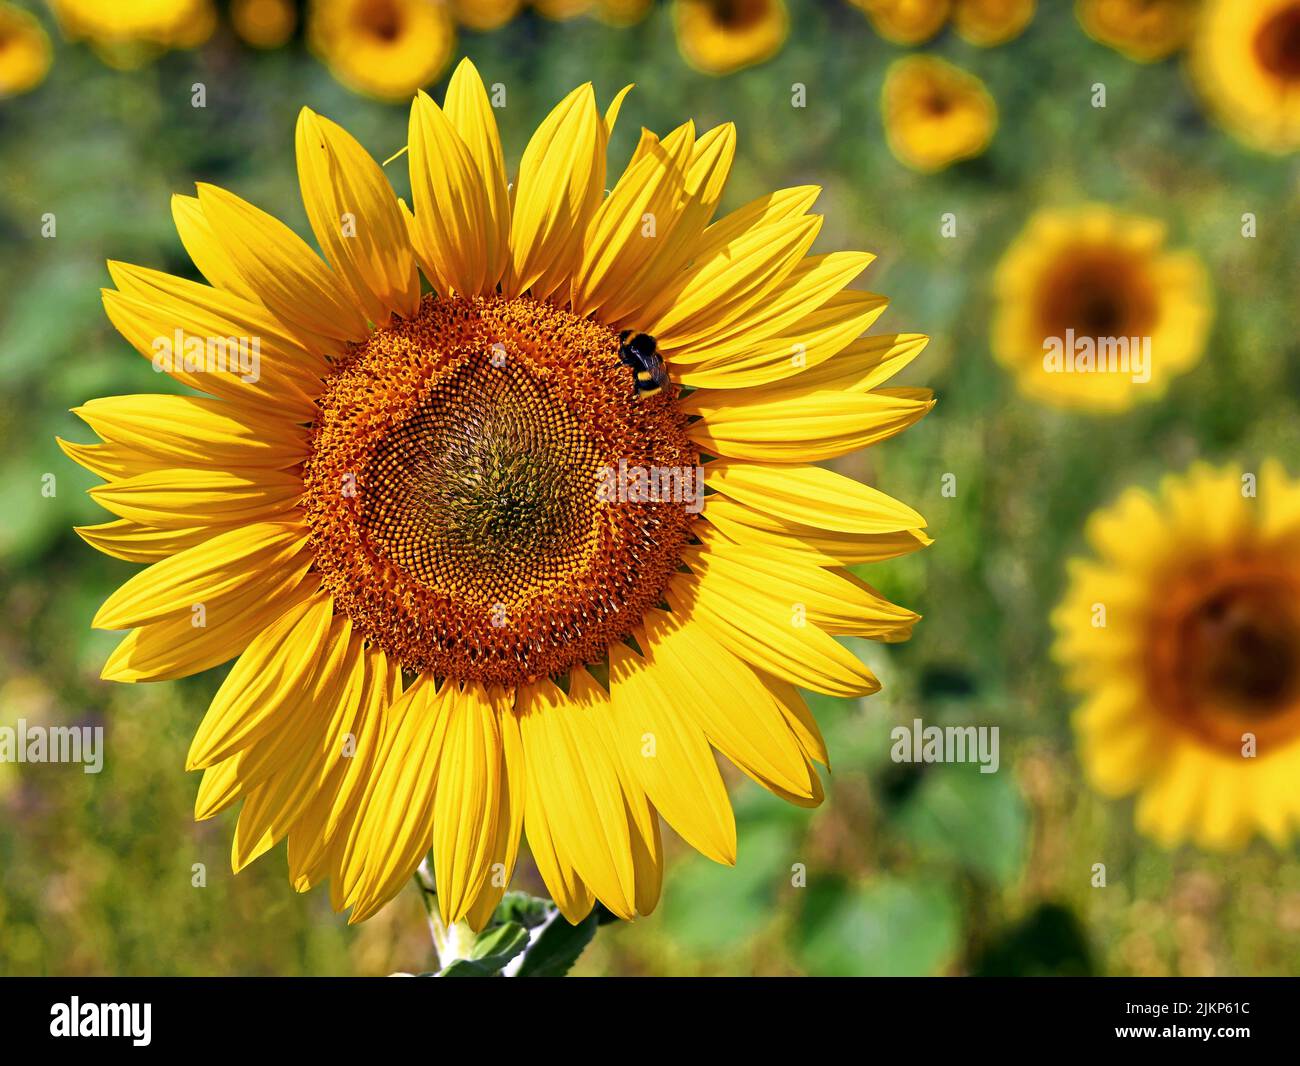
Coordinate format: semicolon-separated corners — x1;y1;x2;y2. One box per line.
1191;0;1300;154
532;0;592;18
881;55;998;172
231;0;298;48
849;0;1033;47
451;0;524;30
849;0;949;45
672;0;788;75
991;205;1212;413
950;0;1035;46
594;0;652;25
1075;0;1196;62
1054;461;1300;850
68;59;932;927
308;0;454;102
49;0;215;66
0;2;52;97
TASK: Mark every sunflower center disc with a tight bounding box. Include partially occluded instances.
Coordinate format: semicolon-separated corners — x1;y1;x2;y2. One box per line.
1256;5;1300;81
1037;250;1157;342
1147;565;1300;749
304;294;699;687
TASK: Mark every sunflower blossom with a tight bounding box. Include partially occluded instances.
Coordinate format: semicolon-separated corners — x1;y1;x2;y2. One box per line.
849;0;1034;48
67;59;932;927
881;55;998;172
0;1;52;97
1075;0;1196;62
991;204;1212;413
49;0;215;67
1054;461;1300;850
308;0;455;102
231;0;298;49
1191;0;1300;154
671;0;789;76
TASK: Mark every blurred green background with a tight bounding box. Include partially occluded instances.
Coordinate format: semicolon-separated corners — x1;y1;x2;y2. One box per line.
2;0;1299;976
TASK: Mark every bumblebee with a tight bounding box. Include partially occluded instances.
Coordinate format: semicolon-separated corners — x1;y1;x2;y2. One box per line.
618;330;668;399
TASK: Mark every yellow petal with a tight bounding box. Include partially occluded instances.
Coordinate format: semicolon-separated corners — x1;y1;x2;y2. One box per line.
92;521;307;630
295;108;421;322
675;291;891;388
342;676;449;922
570;124;693;319
703;495;932;566
442;58;511;292
507;83;605;300
431;682;505;924
408;91;494;296
522;756;598;925
74;394;308;470
75;519;214;563
195;182;368;343
517;674;638;920
463;701;525;931
186;591;334;768
639;608;816;799
608;639;737;864
647;215;822;348
171;194;260;303
89;467;302;528
686;530;920;639
102;558;315;682
102;267;323;412
686;385;933;462
674;251;878;361
665;570;880;698
705;460;927;534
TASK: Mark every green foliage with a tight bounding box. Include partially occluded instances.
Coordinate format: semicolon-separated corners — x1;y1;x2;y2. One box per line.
797;875;961;977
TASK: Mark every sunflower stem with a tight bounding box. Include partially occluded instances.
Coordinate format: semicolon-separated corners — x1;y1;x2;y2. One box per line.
415;858;476;970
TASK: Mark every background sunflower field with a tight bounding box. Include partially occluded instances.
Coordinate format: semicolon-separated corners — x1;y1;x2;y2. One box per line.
1;0;1298;976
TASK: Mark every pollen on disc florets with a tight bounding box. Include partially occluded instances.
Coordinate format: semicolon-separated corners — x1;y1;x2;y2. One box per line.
302;293;699;687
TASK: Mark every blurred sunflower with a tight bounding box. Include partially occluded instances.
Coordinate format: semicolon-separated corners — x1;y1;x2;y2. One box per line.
881;55;997;172
1055;461;1300;850
849;0;1034;47
951;0;1035;45
532;0;591;18
672;0;788;75
49;0;215;66
0;2;52;97
1192;0;1300;154
68;58;931;927
308;0;455;102
451;0;523;30
594;0;652;24
231;0;298;48
991;205;1212;413
1075;0;1196;62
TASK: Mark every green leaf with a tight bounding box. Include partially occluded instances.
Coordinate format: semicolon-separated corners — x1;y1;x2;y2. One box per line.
893;764;1027;887
515;910;599;977
492;892;553;931
436;921;530;977
438;959;500;978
